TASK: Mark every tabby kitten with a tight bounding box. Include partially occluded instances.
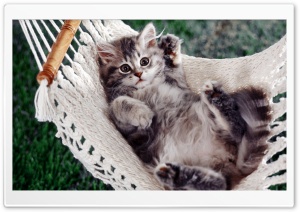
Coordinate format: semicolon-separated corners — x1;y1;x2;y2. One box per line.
97;23;271;190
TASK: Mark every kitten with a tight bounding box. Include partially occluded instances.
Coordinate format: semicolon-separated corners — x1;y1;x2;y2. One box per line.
97;23;271;190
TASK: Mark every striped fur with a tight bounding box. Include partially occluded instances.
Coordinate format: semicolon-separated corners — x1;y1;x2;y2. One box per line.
97;23;271;190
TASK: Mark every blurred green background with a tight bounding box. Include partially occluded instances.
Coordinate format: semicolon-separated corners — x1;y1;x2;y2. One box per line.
13;20;286;190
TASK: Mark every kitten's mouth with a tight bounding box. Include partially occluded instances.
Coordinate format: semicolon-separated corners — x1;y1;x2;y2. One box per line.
136;79;144;85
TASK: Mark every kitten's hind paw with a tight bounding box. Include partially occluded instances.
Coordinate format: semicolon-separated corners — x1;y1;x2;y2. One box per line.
155;163;227;190
202;80;223;101
155;163;179;189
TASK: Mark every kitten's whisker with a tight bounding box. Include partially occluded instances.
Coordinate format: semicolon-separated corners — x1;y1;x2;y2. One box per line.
155;28;165;39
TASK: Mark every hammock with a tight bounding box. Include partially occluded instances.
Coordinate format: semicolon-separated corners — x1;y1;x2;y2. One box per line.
19;19;287;190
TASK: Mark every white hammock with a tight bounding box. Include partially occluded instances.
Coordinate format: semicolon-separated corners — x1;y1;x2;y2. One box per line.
19;19;287;190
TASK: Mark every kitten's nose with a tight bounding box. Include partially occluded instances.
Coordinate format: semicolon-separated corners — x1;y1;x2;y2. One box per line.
134;72;143;78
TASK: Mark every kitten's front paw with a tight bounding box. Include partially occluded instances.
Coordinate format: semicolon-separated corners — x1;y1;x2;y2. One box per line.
159;34;182;55
155;163;180;188
159;34;182;66
131;105;154;129
111;97;154;129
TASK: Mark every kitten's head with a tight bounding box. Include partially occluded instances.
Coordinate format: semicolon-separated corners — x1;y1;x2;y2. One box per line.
98;23;164;92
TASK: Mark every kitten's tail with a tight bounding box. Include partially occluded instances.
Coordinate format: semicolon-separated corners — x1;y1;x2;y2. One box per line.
232;87;272;175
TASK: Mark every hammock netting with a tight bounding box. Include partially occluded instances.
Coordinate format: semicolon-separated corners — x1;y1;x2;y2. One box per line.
19;20;287;190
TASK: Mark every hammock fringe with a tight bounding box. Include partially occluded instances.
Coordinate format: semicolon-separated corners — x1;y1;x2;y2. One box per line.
34;79;55;122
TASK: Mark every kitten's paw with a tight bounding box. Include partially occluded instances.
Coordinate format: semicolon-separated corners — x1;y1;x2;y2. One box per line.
159;34;182;55
202;80;223;100
155;163;180;188
131;105;154;129
111;96;154;129
155;163;227;190
159;34;182;66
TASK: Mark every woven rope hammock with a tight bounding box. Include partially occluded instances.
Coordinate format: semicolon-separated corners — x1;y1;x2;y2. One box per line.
19;19;287;190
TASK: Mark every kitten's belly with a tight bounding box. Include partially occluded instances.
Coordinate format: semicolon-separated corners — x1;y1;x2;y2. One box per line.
157;123;234;168
138;83;234;168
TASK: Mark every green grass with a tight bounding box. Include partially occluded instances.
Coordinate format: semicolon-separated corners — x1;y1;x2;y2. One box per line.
13;20;286;190
13;21;108;190
124;20;286;58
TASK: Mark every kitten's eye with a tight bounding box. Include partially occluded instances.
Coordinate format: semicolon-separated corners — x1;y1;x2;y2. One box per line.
119;64;131;74
140;57;150;66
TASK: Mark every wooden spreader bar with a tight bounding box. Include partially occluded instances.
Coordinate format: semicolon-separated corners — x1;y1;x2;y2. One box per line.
36;20;81;85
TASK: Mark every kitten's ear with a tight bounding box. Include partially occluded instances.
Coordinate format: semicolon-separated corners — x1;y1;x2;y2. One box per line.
138;23;157;48
97;42;117;64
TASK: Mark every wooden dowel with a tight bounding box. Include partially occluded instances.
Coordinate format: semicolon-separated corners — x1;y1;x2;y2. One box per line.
36;20;81;85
